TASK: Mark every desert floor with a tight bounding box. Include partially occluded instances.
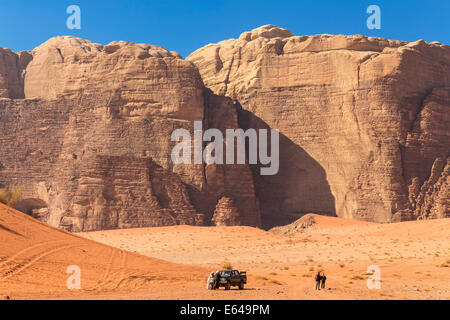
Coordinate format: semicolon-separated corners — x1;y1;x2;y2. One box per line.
1;202;449;300
79;214;450;300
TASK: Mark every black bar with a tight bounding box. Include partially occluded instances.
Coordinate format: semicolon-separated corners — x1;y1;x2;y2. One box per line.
1;300;445;319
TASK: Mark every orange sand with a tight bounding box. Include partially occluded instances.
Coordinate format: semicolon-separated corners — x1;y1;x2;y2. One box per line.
1;203;449;300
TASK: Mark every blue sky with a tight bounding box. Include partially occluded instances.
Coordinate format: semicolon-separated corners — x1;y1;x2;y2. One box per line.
0;0;449;57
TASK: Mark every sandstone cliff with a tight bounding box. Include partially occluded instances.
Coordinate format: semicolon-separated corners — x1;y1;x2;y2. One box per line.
0;26;448;230
188;25;450;226
211;196;241;226
0;36;260;231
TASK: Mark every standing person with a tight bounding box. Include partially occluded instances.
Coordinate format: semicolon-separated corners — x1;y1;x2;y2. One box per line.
213;271;220;289
321;272;327;289
315;272;322;290
207;272;215;290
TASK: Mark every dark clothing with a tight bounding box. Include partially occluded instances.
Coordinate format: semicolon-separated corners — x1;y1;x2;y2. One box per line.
315;281;321;290
321;275;326;288
315;273;322;290
213;272;220;289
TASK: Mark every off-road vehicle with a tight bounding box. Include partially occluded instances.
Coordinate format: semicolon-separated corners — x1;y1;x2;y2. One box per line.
217;270;247;290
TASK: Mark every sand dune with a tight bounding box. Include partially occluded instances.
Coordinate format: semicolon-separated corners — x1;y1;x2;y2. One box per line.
80;214;450;300
0;203;207;299
1;205;449;300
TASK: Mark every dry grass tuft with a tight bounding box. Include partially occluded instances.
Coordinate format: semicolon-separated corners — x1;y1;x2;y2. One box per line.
0;187;22;207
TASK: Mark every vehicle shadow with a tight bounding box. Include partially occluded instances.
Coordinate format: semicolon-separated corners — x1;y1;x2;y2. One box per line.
213;287;258;291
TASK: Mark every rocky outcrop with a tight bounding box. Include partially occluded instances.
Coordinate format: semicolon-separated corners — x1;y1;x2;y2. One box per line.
60;155;206;231
270;214;316;235
188;25;450;226
402;157;449;221
0;36;260;231
211;196;241;226
202;92;260;226
0;48;31;99
0;26;449;230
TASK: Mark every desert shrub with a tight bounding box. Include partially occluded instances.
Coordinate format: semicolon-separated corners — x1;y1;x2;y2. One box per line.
0;187;22;207
221;259;233;270
268;279;283;285
438;260;449;268
0;188;9;205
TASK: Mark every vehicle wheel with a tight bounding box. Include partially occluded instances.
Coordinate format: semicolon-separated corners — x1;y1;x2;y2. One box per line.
239;282;244;290
225;282;231;290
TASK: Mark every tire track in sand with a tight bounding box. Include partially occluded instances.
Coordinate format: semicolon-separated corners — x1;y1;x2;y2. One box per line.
90;247;119;290
113;250;129;289
0;240;73;269
0;244;82;280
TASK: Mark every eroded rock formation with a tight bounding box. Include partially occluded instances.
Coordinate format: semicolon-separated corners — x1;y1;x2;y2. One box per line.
270;214;316;235
0;25;449;230
188;25;450;226
0;36;260;231
211;196;241;226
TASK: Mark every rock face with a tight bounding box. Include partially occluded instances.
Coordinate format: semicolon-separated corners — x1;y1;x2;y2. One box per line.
211;196;241;226
405;157;449;221
270;214;316;235
0;36;260;231
0;26;449;231
0;48;31;99
188;25;450;226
